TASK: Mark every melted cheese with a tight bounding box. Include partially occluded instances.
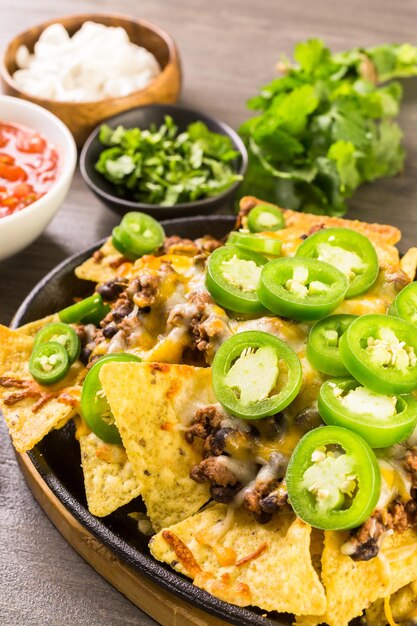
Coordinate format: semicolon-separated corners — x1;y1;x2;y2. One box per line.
216;455;258;485
377;459;412;508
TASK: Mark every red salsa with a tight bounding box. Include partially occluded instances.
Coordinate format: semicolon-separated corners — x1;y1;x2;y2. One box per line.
0;122;59;218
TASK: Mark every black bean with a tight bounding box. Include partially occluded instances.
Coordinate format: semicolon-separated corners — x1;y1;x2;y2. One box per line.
97;278;128;301
349;539;380;562
210;428;233;456
112;303;133;322
294;404;323;433
102;323;118;338
79;348;92;365
210;484;237;504
254;511;272;524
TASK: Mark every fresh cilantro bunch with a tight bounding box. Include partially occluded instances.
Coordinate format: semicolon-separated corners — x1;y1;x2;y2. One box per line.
95;116;242;206
239;40;417;215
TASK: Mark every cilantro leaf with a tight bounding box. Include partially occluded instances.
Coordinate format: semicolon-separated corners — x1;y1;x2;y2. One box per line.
239;38;416;216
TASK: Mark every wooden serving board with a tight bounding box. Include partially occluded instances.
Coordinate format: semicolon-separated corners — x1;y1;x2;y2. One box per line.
17;451;227;626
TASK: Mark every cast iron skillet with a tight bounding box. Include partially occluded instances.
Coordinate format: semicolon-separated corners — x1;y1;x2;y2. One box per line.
11;215;296;626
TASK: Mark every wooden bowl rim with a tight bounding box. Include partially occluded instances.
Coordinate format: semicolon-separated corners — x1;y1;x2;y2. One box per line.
0;12;180;107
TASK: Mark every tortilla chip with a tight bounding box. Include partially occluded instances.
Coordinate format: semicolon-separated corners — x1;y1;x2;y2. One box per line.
400;247;417;281
99;362;214;531
150;504;326;615
0;325;85;452
365;582;417;625
320;528;417;626
0;324;33;377
75;238;133;283
80;432;141;517
240;196;401;267
16;314;60;338
1;368;84;453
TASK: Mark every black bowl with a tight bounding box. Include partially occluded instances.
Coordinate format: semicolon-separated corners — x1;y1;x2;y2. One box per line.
79;103;248;219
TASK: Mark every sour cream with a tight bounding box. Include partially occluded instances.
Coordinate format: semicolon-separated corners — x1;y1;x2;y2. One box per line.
13;22;161;102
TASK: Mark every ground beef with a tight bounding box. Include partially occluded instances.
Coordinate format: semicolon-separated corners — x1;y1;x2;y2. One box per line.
190;456;239;487
347;498;414;561
109;255;130;269
161;234;223;256
404;447;417;480
75;323;101;364
306;223;325;237
203;429;232;457
92;249;104;263
187;403;290;523
101;293;133;327
167;290;214;329
242;454;289;519
189;318;210;352
125;270;161;307
117;315;142;337
385;268;411;293
260;483;288;513
235;197;258;229
189;289;214;308
161;235;199;256
188;291;217;353
185;405;226;444
194;235;223;253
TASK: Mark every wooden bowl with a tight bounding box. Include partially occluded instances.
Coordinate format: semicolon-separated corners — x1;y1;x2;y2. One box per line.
0;13;182;147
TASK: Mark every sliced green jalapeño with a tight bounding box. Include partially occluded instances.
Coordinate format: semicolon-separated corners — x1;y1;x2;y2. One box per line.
112;211;165;260
81;353;142;444
59;293;108;325
227;231;282;256
389;281;417;324
258;257;348;321
34;322;81;364
307;314;357;376
286;425;381;530
339;314;417;394
29;342;70;385
212;330;302;419
247;204;285;232
205;245;268;314
296;228;379;298
318;379;417;448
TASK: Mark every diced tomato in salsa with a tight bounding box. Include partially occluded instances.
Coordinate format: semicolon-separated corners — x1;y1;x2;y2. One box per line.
0;122;59;218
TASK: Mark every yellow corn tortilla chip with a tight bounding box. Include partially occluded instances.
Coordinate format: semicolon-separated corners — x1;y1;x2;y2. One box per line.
365;582;417;626
0;325;85;452
16;314;60;338
0;324;33;377
319;528;417;626
400;247;417;281
240;196;401;267
80;432;141;517
99;362;214;531
150;503;326;615
75;237;133;283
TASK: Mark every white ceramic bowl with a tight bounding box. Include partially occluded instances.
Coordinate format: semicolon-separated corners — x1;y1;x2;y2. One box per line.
0;95;77;261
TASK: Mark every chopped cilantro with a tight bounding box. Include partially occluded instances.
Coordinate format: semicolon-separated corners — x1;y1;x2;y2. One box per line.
95;116;242;206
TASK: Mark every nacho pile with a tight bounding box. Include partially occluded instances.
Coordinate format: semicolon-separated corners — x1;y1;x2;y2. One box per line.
2;196;417;625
